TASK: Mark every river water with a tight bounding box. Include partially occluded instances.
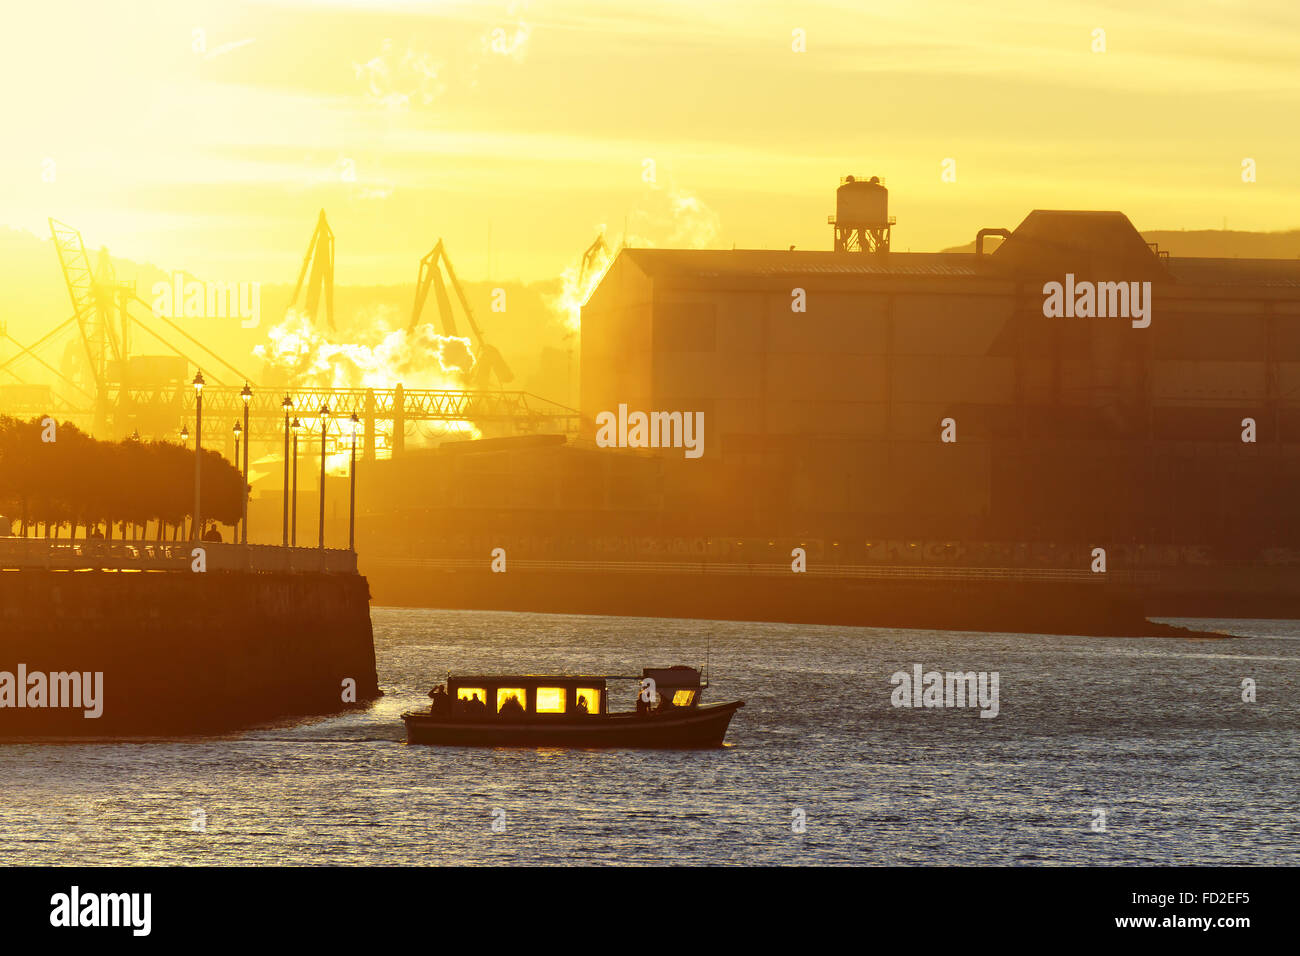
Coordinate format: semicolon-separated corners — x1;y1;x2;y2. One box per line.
2;609;1297;865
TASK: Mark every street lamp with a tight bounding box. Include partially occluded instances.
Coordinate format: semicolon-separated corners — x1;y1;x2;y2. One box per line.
318;404;331;549
290;418;302;547
348;412;360;552
233;420;243;543
192;370;204;541
180;424;190;536
281;395;293;546
240;383;252;545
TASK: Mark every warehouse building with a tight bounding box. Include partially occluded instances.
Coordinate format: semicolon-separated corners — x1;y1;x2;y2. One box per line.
580;182;1300;551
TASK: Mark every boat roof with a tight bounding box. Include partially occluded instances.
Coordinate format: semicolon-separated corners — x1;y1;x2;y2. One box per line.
447;675;621;685
446;666;703;688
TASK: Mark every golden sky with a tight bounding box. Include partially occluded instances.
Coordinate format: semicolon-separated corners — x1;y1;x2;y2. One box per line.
2;0;1298;286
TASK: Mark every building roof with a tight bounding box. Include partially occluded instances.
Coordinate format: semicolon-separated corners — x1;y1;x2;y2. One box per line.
1162;256;1300;287
607;212;1300;288
989;210;1168;280
620;248;980;278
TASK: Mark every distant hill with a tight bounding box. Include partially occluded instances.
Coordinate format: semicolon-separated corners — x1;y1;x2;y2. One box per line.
942;229;1300;259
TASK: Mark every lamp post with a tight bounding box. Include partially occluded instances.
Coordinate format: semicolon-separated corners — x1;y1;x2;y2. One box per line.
233;420;243;543
318;404;331;549
180;423;190;541
348;412;359;552
192;371;205;540
240;383;252;545
281;395;293;546
290;418;302;546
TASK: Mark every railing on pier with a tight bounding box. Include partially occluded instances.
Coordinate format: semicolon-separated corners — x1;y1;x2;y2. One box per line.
0;538;357;574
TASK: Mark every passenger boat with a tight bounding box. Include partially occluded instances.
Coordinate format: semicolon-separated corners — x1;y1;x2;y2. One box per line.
401;666;743;747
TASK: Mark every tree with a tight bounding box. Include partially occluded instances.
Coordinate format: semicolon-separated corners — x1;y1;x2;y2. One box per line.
0;416;245;538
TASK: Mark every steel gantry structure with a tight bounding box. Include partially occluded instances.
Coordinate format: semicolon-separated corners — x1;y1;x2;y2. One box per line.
0;382;582;455
167;384;580;457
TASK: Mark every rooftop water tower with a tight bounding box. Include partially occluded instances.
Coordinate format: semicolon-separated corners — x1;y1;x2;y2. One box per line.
829;175;894;253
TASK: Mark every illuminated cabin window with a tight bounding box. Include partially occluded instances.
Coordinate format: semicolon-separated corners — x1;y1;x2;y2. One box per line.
575;688;601;714
672;689;697;707
535;687;566;714
497;688;527;713
457;688;487;705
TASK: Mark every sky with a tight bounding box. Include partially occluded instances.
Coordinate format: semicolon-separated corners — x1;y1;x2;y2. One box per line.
1;0;1298;288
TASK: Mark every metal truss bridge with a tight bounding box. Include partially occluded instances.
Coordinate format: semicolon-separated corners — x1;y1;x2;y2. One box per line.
0;384;584;458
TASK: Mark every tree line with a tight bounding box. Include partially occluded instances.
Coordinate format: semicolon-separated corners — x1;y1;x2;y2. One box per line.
0;416;244;541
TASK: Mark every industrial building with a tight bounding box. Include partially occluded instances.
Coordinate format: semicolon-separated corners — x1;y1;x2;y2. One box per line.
578;179;1300;555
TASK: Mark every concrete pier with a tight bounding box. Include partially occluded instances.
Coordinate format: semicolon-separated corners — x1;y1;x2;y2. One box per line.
0;567;379;736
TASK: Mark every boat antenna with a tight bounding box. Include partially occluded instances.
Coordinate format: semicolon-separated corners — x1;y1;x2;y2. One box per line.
704;637;711;688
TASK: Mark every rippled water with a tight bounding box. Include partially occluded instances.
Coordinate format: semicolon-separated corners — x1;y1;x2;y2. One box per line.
2;610;1297;865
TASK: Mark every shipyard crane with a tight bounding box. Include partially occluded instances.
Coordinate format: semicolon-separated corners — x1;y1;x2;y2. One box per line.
408;239;514;388
0;317;96;400
50;220;252;384
49;219;135;429
41;219;255;436
556;231;611;409
578;232;610;289
287;209;335;330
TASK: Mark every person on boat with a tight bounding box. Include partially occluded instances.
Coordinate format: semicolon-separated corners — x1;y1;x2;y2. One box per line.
575;696;589;716
428;684;449;714
499;694;524;717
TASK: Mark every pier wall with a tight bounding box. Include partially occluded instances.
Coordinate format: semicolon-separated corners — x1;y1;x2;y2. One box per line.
0;570;379;736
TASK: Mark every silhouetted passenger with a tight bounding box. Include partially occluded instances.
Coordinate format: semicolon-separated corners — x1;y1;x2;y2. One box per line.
203;524;222;542
575;696;589;715
499;694;524;717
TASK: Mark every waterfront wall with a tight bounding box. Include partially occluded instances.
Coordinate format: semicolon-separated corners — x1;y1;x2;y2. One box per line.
0;570;379;736
365;559;1191;637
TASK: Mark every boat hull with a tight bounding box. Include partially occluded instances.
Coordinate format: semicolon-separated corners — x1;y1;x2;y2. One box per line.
402;700;743;748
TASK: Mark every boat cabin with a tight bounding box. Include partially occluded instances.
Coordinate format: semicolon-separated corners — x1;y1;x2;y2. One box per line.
444;676;609;717
437;667;707;719
640;666;704;709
